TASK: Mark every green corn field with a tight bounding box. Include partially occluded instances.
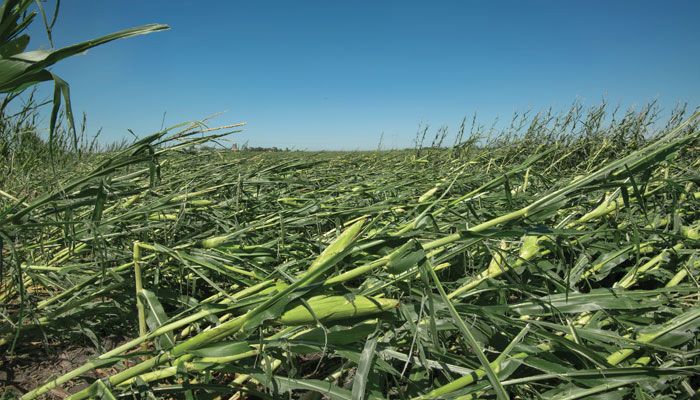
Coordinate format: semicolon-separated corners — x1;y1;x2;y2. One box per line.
1;104;698;399
1;1;700;399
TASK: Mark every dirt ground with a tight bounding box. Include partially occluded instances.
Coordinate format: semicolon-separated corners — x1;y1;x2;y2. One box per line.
0;336;124;399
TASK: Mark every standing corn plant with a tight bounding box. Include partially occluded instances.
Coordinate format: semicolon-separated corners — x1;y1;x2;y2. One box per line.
0;0;168;155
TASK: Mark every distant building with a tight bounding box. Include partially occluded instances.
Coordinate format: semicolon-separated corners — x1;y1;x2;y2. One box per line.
231;143;238;151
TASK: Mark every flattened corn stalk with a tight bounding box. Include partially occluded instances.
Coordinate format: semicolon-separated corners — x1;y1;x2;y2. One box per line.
2;107;698;399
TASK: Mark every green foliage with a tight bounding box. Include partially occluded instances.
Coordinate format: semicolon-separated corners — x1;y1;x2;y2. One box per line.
0;0;167;155
0;104;698;399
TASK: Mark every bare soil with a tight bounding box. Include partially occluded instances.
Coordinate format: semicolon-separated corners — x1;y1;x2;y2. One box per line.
0;336;124;399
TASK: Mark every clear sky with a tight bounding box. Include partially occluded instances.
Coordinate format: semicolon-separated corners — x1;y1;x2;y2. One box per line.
26;1;700;150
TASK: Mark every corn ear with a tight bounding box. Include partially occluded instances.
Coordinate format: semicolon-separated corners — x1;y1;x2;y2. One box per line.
418;187;438;203
575;191;624;224
278;295;398;325
303;217;365;276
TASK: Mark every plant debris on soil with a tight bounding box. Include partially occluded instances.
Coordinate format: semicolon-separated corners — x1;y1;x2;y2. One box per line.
1;337;125;399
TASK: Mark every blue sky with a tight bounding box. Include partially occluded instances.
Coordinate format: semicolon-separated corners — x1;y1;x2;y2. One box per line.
27;1;700;149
